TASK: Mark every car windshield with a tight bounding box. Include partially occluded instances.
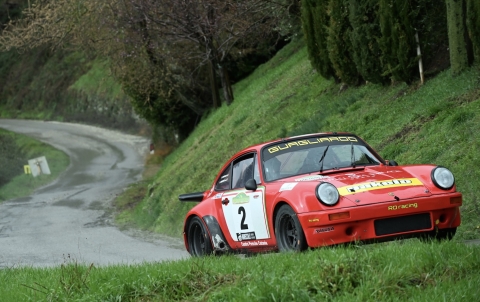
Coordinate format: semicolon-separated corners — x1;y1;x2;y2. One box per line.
262;135;381;181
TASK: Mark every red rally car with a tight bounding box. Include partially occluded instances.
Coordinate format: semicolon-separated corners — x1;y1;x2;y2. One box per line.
179;132;462;256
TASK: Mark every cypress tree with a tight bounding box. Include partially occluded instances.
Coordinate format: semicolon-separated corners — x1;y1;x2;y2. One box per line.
348;0;388;84
301;0;335;79
327;0;361;85
379;0;419;83
466;0;480;63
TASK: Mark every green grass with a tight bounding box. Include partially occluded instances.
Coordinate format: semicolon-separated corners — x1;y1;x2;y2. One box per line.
0;129;70;202
69;58;125;100
123;38;480;241
1;240;479;301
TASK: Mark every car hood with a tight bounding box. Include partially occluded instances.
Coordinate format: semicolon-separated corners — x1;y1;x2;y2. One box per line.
288;166;432;206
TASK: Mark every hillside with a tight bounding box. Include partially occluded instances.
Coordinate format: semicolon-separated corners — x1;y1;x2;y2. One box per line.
0;48;147;134
119;38;480;241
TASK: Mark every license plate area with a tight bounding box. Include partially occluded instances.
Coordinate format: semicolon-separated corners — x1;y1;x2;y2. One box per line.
374;213;431;236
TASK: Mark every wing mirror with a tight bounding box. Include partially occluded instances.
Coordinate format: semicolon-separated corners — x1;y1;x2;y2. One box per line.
387;160;398;166
245;179;257;191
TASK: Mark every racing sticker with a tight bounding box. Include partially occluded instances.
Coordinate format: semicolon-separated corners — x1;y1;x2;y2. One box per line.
295;175;330;182
267;136;358;154
337;178;423;195
279;183;297;192
237;232;256;241
240;240;268;247
314;226;334;234
221;186;270;242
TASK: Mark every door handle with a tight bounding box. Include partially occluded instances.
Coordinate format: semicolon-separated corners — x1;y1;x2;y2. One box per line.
222;198;229;205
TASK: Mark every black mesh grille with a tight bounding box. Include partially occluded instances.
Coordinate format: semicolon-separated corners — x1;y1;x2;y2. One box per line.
374;213;431;236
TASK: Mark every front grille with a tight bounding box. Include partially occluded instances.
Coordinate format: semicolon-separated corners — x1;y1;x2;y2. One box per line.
374;213;431;236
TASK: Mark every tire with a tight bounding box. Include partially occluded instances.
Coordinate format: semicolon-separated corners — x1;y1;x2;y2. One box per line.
187;216;213;257
275;204;308;252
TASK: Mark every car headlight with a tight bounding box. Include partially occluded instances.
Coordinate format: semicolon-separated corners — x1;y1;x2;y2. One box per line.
431;166;455;190
316;182;339;206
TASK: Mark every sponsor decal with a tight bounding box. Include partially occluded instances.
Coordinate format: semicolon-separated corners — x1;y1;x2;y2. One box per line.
267;136;358;154
232;192;250;204
334;170;402;181
388;203;418;210
214;193;223;199
279;183;298;192
237;232;256;241
295;175;330;181
308;218;320;222
314;226;334;234
337;178;423;195
240;240;268;247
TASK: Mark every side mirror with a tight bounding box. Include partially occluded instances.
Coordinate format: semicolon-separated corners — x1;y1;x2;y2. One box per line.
245;179;257;191
387;160;398;166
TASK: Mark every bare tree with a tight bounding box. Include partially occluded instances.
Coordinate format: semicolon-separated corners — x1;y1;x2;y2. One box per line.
0;0;292;135
126;0;284;106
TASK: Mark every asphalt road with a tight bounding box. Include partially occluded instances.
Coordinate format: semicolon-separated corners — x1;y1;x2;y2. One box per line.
0;119;189;268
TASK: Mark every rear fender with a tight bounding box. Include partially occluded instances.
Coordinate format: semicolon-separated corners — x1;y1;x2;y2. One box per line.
184;214;231;254
203;215;231;253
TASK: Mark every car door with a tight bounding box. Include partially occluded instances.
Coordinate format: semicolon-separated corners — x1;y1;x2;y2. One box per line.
214;153;270;248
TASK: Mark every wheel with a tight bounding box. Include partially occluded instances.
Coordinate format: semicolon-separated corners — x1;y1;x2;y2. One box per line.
187;216;213;256
275;204;307;252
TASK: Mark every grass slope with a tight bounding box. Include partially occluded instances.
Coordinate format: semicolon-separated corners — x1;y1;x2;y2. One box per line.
0;128;70;201
2;240;480;301
125;38;480;241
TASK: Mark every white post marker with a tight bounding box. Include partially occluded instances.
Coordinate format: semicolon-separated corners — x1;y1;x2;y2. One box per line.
28;156;51;177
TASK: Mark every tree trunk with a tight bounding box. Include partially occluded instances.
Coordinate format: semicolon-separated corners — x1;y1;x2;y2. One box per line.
208;60;221;109
446;0;472;75
218;65;233;105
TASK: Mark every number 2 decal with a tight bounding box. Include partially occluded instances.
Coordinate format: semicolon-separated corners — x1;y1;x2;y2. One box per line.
238;206;249;230
221;187;270;242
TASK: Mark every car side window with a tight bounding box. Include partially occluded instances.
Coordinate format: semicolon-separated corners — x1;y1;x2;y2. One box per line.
215;166;231;191
232;154;255;189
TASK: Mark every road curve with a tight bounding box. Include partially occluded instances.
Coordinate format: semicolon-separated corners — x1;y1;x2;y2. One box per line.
0;119;189;268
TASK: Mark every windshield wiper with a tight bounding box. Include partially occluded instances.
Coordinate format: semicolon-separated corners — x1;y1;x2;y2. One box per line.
319;145;330;173
351;142;356;168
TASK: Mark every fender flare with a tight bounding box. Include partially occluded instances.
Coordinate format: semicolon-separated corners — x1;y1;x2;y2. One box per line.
203;215;231;253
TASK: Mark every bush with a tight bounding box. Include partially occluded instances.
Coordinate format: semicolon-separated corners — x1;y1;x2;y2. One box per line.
0;131;26;187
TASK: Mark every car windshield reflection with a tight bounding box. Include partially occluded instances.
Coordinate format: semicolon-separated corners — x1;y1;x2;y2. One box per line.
262;137;381;181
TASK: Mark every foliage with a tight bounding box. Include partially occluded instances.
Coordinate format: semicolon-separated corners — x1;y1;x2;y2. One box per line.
326;0;360;85
378;0;419;83
301;0;335;80
348;0;387;84
0;0;25;28
0;129;70;202
0;0;294;138
1;241;480;301
0;129;26;187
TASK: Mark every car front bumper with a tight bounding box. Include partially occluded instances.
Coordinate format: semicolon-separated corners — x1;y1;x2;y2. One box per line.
298;193;462;247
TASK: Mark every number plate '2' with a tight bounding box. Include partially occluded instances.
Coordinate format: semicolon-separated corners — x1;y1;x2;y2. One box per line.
221;187;270;241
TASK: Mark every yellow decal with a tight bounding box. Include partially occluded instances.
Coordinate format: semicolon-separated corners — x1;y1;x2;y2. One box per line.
268;136;358;154
338;178;423;195
388;203;418;210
